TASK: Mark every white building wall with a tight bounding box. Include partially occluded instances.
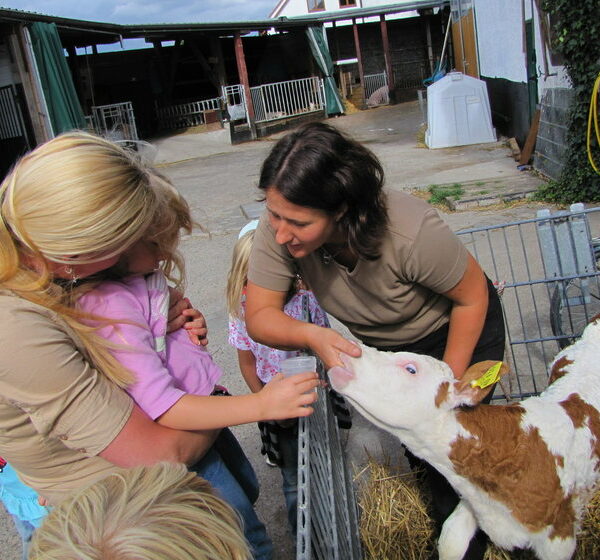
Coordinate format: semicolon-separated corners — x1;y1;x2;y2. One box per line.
271;0;421;18
473;0;568;92
474;0;527;83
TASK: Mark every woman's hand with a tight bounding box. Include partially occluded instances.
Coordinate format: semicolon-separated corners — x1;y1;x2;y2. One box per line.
305;324;362;370
167;288;208;346
257;372;319;420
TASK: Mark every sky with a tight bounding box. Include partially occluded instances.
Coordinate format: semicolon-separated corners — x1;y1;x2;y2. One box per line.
0;0;278;24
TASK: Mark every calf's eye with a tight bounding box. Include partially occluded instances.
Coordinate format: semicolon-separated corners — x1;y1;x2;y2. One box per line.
406;364;417;375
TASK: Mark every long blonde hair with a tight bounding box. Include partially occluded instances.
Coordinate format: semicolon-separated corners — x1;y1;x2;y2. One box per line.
29;463;251;560
0;131;186;386
226;230;255;318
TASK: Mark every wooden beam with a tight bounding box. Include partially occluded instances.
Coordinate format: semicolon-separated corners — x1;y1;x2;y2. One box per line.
209;35;227;92
379;15;395;103
10;27;52;142
352;18;365;109
188;39;221;93
519;109;541;165
233;31;257;140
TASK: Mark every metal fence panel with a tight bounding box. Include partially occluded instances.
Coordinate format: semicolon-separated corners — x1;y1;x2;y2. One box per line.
297;379;362;560
456;205;600;400
363;72;388;106
0;85;27;140
91;101;138;143
156;96;223;130
250;77;324;124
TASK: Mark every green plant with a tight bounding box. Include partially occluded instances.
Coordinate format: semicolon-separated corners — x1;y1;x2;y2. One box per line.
427;183;464;205
538;0;600;203
475;181;486;187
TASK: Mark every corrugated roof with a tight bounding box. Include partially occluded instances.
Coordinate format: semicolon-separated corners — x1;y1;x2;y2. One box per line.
0;2;449;48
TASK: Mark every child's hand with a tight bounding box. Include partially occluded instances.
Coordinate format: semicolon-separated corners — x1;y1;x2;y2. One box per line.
259;372;319;420
181;306;209;346
167;288;209;346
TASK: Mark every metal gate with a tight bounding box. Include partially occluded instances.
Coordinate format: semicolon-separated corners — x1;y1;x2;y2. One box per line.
90;102;138;145
297;371;362;560
0;84;30;178
457;204;600;400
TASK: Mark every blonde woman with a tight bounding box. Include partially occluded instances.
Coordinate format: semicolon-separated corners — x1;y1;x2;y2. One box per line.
29;462;251;560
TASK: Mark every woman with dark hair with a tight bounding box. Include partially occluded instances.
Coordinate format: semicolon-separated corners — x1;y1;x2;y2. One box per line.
244;121;505;560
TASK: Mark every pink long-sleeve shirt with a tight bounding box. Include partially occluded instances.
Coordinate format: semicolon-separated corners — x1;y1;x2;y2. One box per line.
78;272;222;420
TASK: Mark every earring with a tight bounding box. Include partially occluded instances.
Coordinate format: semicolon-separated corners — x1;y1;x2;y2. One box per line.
65;265;80;284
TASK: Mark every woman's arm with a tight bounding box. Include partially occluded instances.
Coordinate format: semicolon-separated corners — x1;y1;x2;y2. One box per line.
245;281;361;369
237;349;264;393
442;253;489;378
156;371;319;430
99;405;218;467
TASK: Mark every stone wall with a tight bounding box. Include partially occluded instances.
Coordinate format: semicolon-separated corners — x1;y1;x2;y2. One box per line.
534;87;573;180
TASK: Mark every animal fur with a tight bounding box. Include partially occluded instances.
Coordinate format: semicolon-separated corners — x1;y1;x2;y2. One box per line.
328;320;600;560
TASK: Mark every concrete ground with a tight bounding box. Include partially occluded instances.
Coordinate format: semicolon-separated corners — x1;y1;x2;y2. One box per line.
1;101;560;559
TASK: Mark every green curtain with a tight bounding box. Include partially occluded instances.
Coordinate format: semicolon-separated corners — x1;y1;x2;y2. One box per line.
29;22;86;135
306;25;345;116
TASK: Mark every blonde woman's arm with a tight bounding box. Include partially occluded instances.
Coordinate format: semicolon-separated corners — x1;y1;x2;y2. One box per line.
99;405;218;467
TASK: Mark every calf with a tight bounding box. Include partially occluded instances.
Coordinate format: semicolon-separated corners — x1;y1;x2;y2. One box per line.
329;320;600;560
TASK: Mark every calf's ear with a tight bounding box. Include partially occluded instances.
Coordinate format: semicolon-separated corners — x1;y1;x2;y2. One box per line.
452;361;510;407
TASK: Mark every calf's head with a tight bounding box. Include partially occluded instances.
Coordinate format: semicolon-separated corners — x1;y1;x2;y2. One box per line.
328;344;507;432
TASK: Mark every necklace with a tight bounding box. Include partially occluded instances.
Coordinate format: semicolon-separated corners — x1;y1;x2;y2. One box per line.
320;244;345;265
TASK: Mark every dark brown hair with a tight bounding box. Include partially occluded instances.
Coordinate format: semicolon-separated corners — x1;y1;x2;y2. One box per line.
258;121;388;259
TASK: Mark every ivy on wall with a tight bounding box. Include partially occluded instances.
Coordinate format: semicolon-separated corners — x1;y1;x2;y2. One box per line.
537;0;600;203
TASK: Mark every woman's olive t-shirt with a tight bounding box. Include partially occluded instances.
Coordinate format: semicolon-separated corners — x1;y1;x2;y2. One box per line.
0;292;133;505
248;190;468;347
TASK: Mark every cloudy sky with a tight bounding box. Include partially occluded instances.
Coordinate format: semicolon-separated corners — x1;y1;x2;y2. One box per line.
0;0;278;23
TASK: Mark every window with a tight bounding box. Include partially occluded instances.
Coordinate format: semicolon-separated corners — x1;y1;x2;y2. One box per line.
339;0;356;7
307;0;325;12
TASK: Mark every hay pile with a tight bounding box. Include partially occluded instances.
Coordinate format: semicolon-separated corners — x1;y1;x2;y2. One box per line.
357;455;600;560
356;456;434;560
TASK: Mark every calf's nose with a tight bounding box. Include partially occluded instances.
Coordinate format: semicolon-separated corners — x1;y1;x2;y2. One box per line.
328;366;355;391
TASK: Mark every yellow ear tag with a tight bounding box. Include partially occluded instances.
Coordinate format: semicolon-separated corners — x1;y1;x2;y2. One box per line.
470;362;503;389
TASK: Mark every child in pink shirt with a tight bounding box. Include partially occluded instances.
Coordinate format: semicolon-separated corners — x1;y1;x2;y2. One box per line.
76;178;318;560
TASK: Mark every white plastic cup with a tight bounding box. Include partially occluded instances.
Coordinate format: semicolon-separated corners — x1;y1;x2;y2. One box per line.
280;355;317;377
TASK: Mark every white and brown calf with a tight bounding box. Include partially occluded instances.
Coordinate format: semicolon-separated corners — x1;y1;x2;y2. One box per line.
329;320;600;560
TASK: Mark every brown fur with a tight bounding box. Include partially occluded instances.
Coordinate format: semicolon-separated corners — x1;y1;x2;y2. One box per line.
560;393;600;469
435;381;450;408
450;404;576;538
548;356;573;385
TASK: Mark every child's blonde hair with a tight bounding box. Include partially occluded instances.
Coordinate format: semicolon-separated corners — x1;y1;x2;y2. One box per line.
0;131;191;386
29;463;251;560
226;229;255;318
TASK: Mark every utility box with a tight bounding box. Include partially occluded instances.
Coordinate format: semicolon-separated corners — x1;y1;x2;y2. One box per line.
425;72;496;149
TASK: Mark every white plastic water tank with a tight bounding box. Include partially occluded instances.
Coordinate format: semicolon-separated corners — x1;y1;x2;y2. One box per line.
425;72;496;149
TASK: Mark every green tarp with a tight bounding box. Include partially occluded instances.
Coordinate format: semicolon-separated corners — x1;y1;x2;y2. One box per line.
306;25;345;117
29;22;86;135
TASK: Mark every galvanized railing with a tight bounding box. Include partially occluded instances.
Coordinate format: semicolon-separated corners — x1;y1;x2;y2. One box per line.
0;85;27;140
156;96;223;130
222;84;248;122
91;101;138;143
297;379;362;560
363;72;388;106
456;205;600;401
250;76;324;124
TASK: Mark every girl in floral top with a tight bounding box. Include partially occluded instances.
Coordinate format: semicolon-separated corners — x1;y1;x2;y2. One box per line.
227;221;330;535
